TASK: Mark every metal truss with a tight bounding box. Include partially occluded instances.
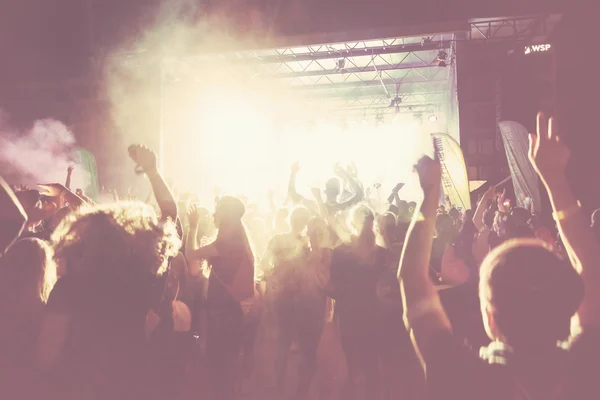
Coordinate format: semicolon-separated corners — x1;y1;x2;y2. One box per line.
208;35;452;65
164;33;454;119
467;14;561;42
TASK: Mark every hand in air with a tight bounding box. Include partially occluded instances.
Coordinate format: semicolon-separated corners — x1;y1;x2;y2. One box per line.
483;186;495;200
291;162;301;175
415;149;441;196
37;183;68;198
347;161;358;177
67;165;75;174
128;144;158;173
188;204;208;227
529;113;570;184
333;162;346;177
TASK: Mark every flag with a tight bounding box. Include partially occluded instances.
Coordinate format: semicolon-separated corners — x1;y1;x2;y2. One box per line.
498;121;541;214
432;133;471;210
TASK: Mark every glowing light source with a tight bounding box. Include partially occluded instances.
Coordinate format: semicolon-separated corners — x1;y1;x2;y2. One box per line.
163;82;432;209
428;114;438;123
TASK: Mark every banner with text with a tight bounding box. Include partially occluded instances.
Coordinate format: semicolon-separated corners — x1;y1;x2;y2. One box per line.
432;133;471;211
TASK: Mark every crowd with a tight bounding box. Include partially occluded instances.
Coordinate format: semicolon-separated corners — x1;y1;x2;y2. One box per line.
0;113;598;400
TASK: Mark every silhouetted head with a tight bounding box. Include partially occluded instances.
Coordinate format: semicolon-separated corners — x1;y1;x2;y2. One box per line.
289;207;310;234
214;196;245;230
324;177;341;200
307;218;330;249
479;239;583;348
349;205;375;244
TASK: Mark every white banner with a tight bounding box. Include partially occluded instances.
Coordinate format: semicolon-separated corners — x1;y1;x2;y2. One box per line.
432;133;471;211
498;121;542;214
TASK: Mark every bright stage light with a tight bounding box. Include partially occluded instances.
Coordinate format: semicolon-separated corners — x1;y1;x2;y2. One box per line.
164;85;432;209
428;114;438;123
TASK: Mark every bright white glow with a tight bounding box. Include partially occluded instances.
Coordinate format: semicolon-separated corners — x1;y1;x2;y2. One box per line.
428;114;438;123
163;84;434;209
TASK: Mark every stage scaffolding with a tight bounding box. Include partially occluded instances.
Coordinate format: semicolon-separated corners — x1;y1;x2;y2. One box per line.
155;15;560;169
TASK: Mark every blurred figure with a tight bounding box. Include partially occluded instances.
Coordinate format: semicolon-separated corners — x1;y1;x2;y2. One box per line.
331;205;386;399
295;217;332;397
39;202;180;400
591;208;600;243
0;238;56;399
260;206;310;392
186;196;255;400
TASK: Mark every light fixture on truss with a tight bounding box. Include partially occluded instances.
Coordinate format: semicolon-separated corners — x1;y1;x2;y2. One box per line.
435;50;448;67
336;58;347;74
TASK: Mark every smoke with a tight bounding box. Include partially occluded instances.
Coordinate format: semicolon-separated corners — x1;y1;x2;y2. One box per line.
103;0;283;196
103;0;428;207
0;113;76;185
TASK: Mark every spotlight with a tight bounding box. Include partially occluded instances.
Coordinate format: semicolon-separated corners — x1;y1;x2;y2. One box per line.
435;50;448;67
428;114;438;122
389;97;402;108
336;59;347;74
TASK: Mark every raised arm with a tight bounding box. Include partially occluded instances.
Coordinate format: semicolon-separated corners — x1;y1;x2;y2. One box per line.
387;183;405;206
473;187;494;232
287;162;319;214
65;165;74;190
330;164;365;213
0;177;27;253
128;145;177;221
529;113;600;328
398;153;451;365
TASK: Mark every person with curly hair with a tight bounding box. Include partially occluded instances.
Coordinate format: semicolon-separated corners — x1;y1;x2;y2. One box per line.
37;202;181;400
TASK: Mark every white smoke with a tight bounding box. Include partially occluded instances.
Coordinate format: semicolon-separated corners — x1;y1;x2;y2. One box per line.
0;113;76;186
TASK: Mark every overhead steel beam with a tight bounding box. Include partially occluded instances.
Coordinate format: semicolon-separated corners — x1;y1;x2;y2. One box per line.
307;90;447;102
268;61;440;79
203;40;452;65
289;75;448;91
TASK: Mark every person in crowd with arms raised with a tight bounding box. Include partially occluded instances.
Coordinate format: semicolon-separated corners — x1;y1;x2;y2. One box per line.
330;205;386;400
37;201;181;400
295;217;333;398
429;212;469;286
373;212;424;400
259;206;310;392
0;238;57;399
288;162;364;217
398;114;600;400
473;187;497;264
186;195;255;400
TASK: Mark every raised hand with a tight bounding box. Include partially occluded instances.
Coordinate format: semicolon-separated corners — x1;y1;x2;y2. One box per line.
333;162;346;177
128;144;158;174
67;165;75;174
188;204;202;227
37;183;68;198
529;113;570;184
415;152;441;196
291;161;301;175
392;183;405;193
